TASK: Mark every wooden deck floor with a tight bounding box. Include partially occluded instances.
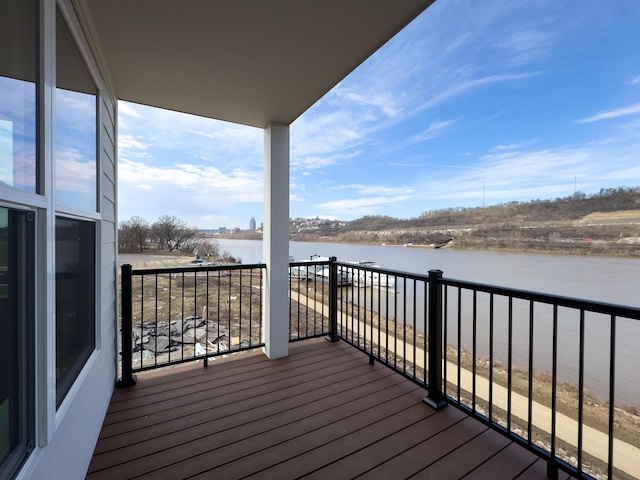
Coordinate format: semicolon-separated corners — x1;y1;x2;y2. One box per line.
88;338;567;480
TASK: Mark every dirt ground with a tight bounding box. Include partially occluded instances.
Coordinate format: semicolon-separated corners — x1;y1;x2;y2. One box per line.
118;252;195;269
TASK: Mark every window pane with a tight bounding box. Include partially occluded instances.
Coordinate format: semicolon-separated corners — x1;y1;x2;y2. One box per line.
55;217;95;408
55;8;97;212
0;207;35;477
0;0;37;193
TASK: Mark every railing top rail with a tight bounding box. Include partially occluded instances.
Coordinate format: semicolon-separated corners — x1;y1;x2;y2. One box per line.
442;276;640;319
128;262;266;275
289;259;429;282
335;260;430;282
290;258;639;318
289;260;331;267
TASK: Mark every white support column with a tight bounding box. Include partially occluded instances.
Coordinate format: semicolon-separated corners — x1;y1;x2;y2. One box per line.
263;122;290;359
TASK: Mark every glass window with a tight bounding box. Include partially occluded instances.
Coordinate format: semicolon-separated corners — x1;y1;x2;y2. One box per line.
55;8;97;212
0;0;38;193
55;217;95;408
0;207;35;478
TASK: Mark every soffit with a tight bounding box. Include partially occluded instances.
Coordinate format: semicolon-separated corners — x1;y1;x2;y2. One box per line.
78;0;433;128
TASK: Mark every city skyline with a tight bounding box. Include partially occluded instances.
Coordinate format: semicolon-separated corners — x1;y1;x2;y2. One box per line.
117;0;640;229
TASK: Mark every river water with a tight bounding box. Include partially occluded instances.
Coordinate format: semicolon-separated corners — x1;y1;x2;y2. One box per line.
217;239;640;405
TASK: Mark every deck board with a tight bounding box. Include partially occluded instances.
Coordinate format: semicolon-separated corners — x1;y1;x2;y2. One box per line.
463;442;539;479
88;338;552;480
97;348;376;443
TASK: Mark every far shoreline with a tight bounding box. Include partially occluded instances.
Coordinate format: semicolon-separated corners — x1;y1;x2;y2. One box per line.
219;233;640;259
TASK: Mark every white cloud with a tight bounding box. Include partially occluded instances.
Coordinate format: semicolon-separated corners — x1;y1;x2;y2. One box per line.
292;108;367;157
117;101;266;227
300;186;312;198
118;102;143;118
288;1;553;182
411;137;640;209
56;89;95;120
317;194;413;217
576;103;640;124
332;184;411;196
481;110;509;123
55;147;96;192
119;159;262;199
118;101;262;166
340;91;401;118
291;155;340;172
493;142;527;151
410;120;457;144
494;29;554;67
0;120;13;185
415;73;538;115
118;158;263;225
118;134;151;158
389;162;426;168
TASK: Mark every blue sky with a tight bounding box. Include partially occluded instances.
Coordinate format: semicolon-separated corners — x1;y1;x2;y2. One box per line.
118;0;640;230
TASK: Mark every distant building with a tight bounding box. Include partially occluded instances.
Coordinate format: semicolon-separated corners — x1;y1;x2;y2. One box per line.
249;216;256;231
219;227;228;235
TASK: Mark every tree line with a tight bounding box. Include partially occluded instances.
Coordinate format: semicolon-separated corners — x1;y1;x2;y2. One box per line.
119;214;220;257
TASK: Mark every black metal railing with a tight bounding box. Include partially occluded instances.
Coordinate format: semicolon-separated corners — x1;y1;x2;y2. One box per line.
335;261;430;382
326;259;639;480
119;262;265;383
439;277;639;480
118;257;639;479
288;258;334;341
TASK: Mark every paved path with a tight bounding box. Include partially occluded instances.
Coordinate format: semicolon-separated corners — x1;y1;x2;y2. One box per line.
291;291;639;478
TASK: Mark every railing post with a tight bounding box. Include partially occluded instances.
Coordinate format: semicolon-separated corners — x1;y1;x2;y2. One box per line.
325;256;340;342
423;269;447;410
118;264;137;387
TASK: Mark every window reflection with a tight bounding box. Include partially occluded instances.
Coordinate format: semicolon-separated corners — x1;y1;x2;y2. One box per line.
55;216;95;407
0;1;37;193
55;8;97;212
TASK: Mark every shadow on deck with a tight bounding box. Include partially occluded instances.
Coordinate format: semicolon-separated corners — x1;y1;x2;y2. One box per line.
88;338;569;479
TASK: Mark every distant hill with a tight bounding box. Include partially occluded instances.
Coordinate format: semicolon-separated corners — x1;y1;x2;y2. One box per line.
287;187;640;256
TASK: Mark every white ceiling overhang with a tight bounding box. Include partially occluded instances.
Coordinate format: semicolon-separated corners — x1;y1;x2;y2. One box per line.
76;0;433;128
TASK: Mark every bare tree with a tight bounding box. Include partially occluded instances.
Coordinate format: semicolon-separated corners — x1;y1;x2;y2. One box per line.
119;224;136;253
151;214;199;252
119;216;150;253
197;239;220;258
178;235;221;257
180;231;204;255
